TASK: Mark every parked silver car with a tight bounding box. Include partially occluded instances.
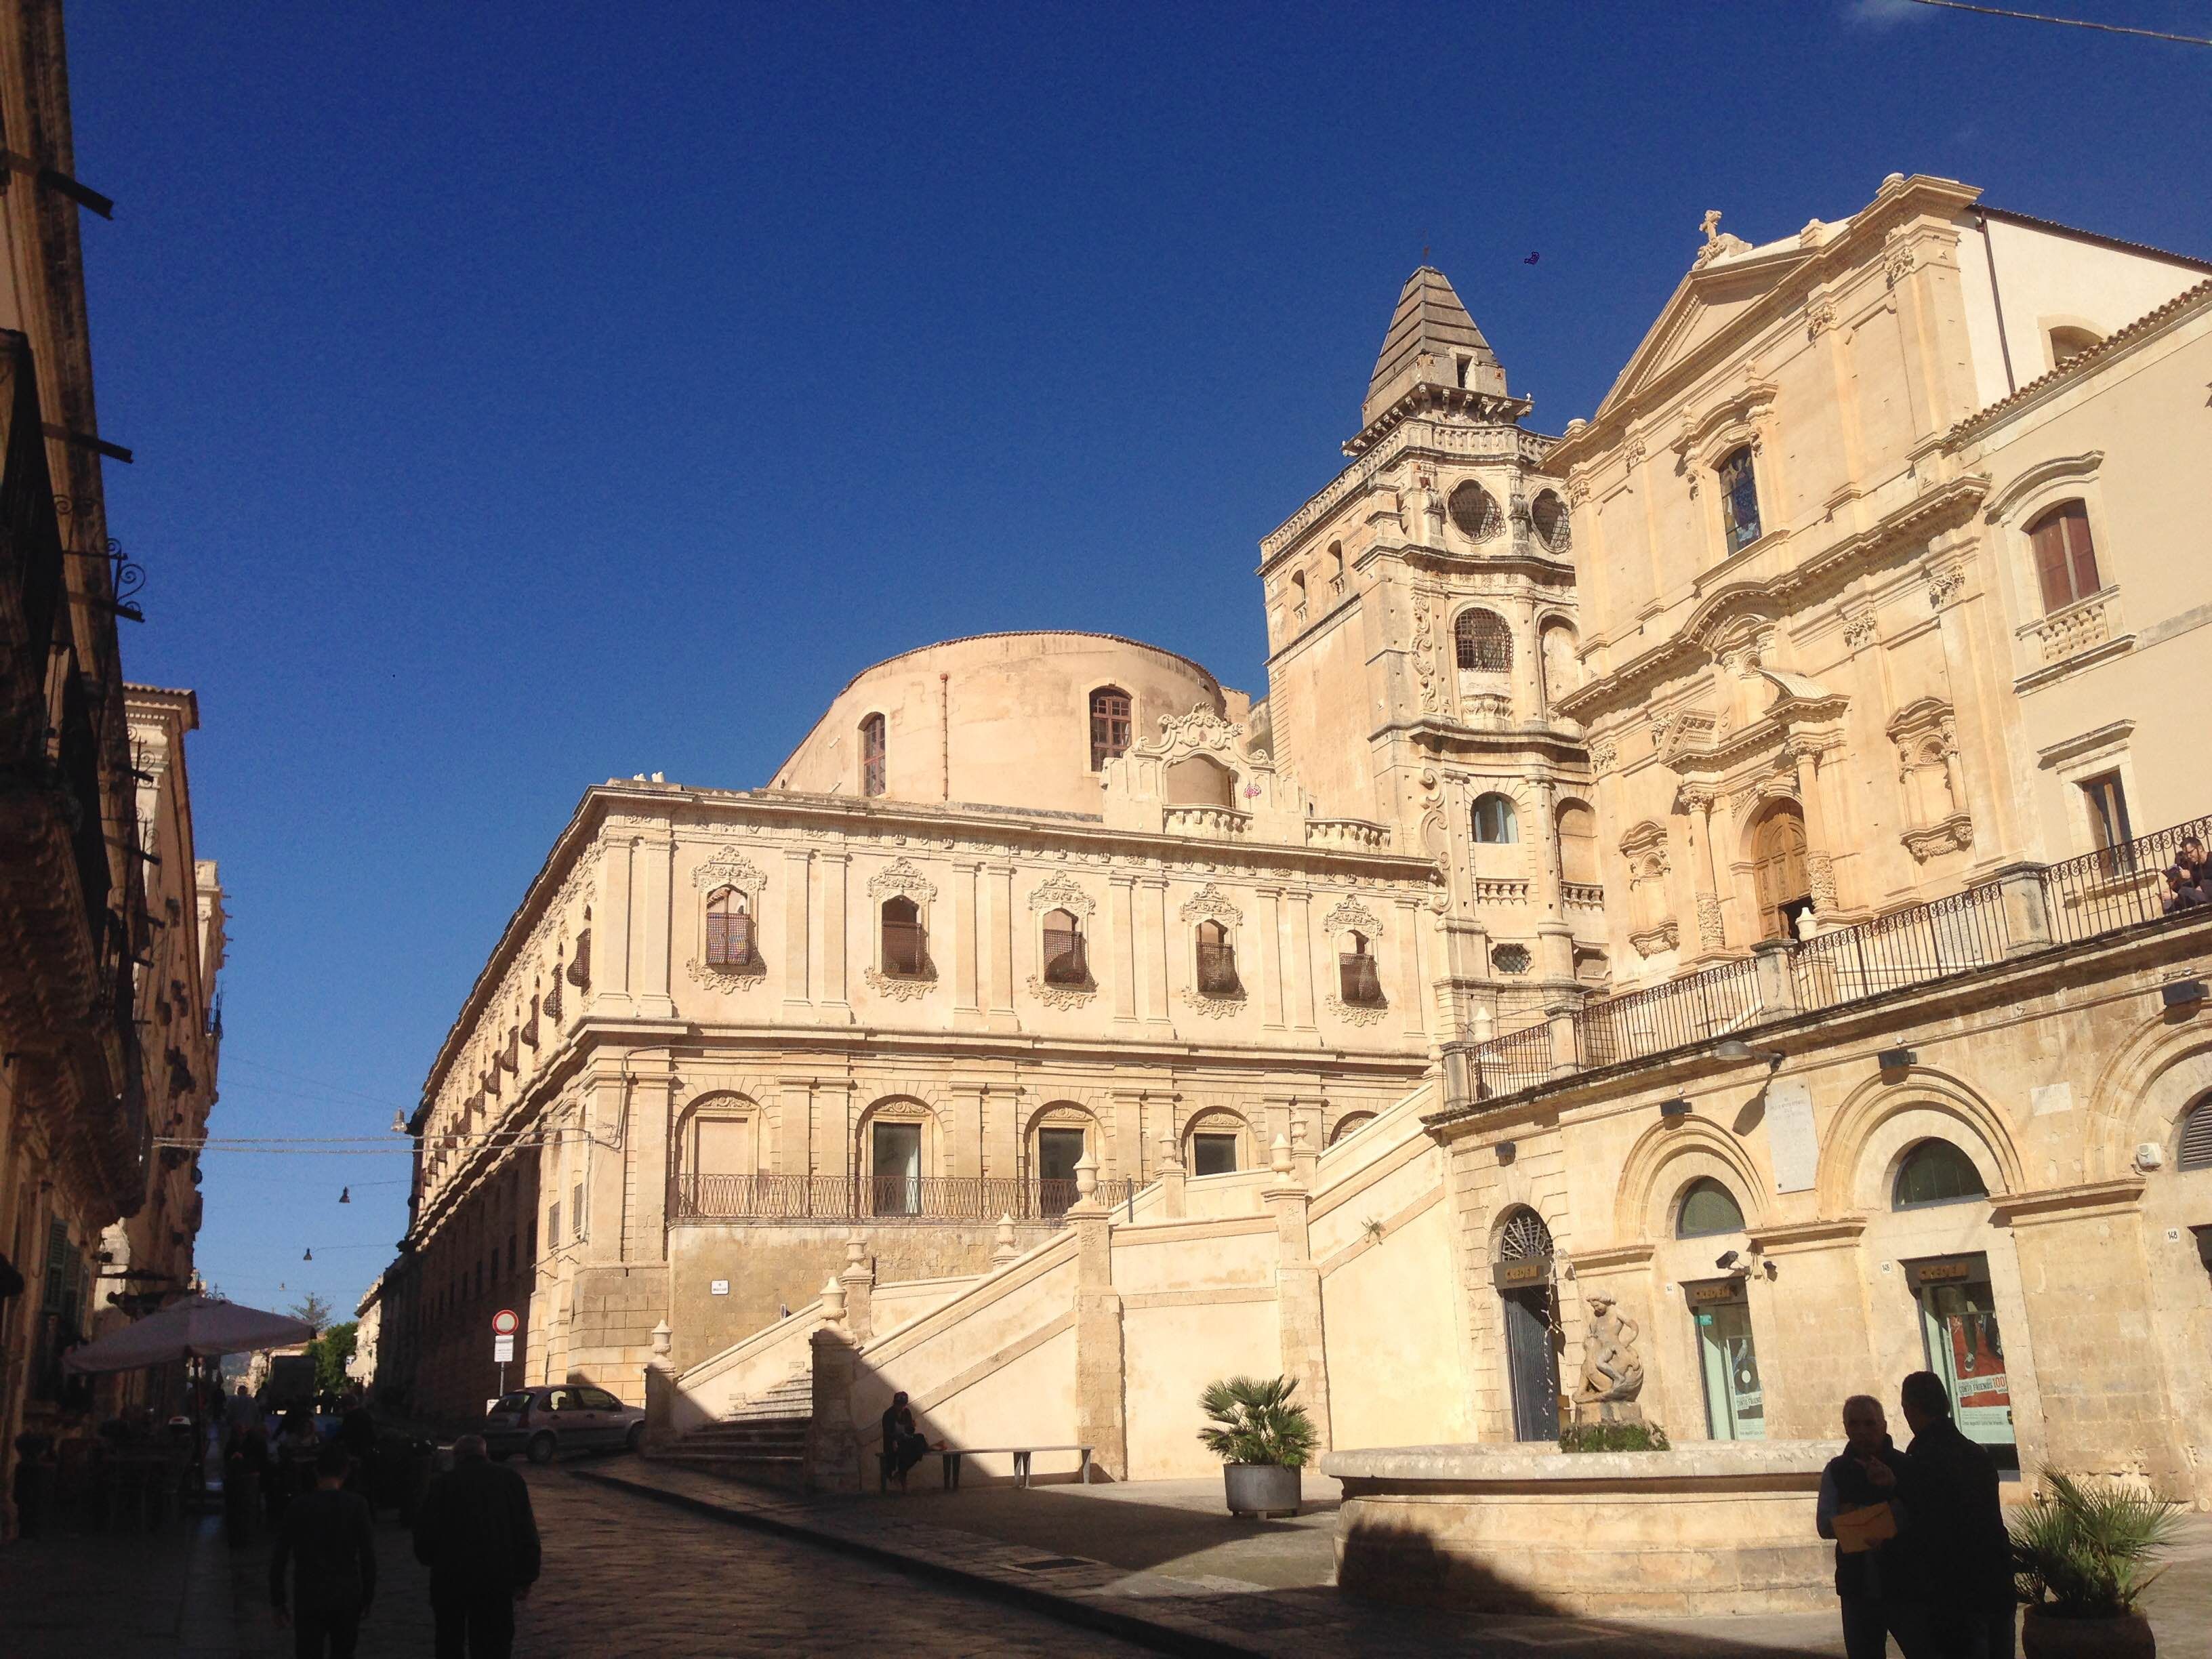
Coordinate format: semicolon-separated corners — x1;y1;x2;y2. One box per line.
480;1384;646;1464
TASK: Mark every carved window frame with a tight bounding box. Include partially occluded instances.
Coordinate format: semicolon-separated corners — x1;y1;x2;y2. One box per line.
867;859;938;989
1182;1107;1250;1176
690;849;769;983
1986;452;2118;682
1179;883;1246;1004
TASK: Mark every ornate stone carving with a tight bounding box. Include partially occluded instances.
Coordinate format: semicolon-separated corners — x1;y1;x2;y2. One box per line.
1902;815;1975;863
1322;897;1383;940
1589;741;1618;773
867;859;938;905
684;957;764;990
1026;975;1099;1011
691;848;766;896
1157;704;1241;754
1694;891;1725;950
1177;986;1247;1020
1410;603;1443;714
1927;565;1965;609
1629;920;1681;958
1624;437;1647;468
1806;851;1839;909
1179;884;1243;928
1027;874;1095;918
1576;1295;1645;1406
862;966;934;1002
1885;244;1915;287
1694;209;1751;268
1321;994;1388;1028
1805;298;1837;341
1842;612;1878;649
1568;473;1592;508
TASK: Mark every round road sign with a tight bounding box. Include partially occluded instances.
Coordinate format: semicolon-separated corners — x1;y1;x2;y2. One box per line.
491;1308;519;1336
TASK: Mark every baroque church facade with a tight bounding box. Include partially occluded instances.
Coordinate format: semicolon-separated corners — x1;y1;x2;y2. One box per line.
377;173;2212;1506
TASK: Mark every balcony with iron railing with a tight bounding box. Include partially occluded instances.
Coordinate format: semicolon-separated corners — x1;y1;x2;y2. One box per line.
1454;812;2212;1106
669;1173;1141;1226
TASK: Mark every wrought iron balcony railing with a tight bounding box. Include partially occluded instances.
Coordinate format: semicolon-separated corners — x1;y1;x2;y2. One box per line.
668;1173;1140;1225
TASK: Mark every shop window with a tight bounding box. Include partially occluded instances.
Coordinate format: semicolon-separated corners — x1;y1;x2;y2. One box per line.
861;713;886;798
881;896;927;976
2178;1097;2212;1172
1339;932;1385;1004
2027;501;2101;615
1893;1139;1988;1210
1473;792;1519;844
1089;687;1132;771
1677;1178;1746;1238
1455;609;1513;673
1194;920;1240;996
1719;446;1762;552
705;888;754;968
1191;1131;1239;1176
1689;1280;1765;1440
1040;907;1088;985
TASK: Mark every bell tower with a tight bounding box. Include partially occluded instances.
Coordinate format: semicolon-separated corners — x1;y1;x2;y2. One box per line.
1257;268;1596;1042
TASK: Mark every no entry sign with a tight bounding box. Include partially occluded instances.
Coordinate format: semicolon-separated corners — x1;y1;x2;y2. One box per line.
492;1308;519;1336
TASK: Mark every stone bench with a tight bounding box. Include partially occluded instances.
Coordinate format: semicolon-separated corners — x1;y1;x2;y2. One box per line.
884;1443;1096;1491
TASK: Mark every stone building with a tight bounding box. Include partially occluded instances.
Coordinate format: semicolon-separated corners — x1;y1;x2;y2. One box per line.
388;174;2212;1509
0;3;222;1532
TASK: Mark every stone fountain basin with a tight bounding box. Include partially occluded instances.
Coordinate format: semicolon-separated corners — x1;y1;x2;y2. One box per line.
1322;1441;1844;1617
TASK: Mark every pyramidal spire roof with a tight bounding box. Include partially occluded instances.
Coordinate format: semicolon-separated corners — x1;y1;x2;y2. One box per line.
1361;266;1507;429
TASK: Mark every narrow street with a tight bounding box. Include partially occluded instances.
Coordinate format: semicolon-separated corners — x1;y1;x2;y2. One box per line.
2;1462;1155;1658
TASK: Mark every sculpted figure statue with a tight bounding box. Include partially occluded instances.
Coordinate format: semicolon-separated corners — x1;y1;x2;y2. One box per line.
1577;1294;1645;1404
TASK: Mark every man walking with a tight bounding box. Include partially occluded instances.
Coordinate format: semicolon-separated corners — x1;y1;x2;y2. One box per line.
1818;1395;1934;1658
1899;1371;2016;1659
270;1442;377;1659
412;1432;541;1659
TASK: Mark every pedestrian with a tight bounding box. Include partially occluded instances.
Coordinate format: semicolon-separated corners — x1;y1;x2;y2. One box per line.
269;1441;377;1659
1818;1395;1935;1658
2165;836;2210;914
1899;1371;2016;1659
879;1391;928;1490
412;1432;541;1659
338;1391;377;1509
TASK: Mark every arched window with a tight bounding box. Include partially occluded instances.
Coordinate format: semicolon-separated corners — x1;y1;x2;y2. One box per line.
1473;792;1519;844
1040;907;1088;985
705;888;754;968
1290;569;1308;615
880;895;927;976
2047;325;2099;366
1677;1178;1746;1238
1555;799;1598;886
1455;609;1513;673
1338;930;1385;1005
1328;541;1345;587
1089;686;1132;771
1893;1139;1989;1210
1448;480;1501;541
2026;501;2101;615
860;713;887;798
1194;919;1240;995
1719;446;1762;552
1186;1112;1246;1176
1328;1111;1377;1145
1530;489;1571;553
2177;1097;2212;1172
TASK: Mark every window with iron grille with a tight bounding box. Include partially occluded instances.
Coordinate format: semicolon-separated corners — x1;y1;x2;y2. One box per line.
1040;908;1088;985
1448;481;1501;540
1340;933;1385;1005
861;713;887;798
1530;489;1572;554
1492;943;1532;975
1455;609;1512;673
1089;687;1132;771
1194;920;1240;996
2180;1099;2212;1172
881;895;927;975
1719;447;1762;552
566;929;590;989
705;887;755;968
2027;500;2101;615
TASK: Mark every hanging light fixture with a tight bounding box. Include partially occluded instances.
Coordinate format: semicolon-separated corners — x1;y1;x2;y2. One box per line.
302;1248;312;1262
338;1187;350;1204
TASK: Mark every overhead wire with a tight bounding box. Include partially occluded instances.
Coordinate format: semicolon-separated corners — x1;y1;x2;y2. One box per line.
1900;0;2212;43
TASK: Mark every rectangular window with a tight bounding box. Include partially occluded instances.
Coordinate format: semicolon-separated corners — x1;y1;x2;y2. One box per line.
2081;771;2133;868
1687;1282;1765;1441
872;1121;923;1216
1090;692;1132;771
572;1182;585;1240
1909;1256;2017;1469
1339;951;1385;1006
2030;501;2101;615
1191;1133;1239;1176
547;1204;560;1250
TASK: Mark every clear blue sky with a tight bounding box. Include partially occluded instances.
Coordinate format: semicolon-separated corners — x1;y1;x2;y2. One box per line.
66;1;2212;1322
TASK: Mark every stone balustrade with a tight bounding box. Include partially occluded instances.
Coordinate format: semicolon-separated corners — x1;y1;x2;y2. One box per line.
1305;817;1392;851
2019;586;2118;666
1473;878;1530;905
1160;804;1251;839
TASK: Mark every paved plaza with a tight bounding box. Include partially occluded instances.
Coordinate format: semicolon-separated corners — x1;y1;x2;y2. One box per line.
3;1458;2209;1657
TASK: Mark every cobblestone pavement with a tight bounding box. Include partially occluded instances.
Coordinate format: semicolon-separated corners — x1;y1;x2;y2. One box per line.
1;1460;1155;1658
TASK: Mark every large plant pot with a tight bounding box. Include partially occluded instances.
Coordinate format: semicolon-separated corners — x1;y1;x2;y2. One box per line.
2022;1605;2155;1659
1223;1462;1300;1518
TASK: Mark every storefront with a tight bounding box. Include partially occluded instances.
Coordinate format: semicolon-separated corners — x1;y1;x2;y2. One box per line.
1906;1254;2015;1468
1685;1278;1764;1440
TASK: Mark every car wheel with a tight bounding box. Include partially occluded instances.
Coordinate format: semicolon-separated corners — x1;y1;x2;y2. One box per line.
527;1431;557;1466
626;1421;645;1455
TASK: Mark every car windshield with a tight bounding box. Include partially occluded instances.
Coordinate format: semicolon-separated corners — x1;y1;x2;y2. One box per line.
493;1392;533;1412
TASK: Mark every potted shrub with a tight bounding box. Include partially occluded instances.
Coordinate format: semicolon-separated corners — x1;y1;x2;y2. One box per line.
1197;1374;1315;1519
2011;1469;2182;1659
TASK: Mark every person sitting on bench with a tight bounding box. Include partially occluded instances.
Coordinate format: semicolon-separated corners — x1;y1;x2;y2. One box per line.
880;1393;929;1491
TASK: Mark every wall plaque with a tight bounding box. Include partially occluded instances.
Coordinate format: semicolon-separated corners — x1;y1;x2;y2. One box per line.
1767;1080;1817;1193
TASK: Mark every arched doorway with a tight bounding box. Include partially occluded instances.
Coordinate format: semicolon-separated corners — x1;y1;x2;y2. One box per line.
1493;1208;1560;1441
1750;801;1812;939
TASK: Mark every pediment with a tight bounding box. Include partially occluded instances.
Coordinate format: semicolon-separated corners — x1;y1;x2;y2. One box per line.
1595;246;1815;421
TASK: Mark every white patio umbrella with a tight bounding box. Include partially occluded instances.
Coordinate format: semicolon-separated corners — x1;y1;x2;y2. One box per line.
63;1296;316;1374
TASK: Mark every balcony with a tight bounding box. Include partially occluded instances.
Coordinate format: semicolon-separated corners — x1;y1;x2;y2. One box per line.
668;1174;1140;1226
2017;587;2125;682
1306;817;1391;852
1162;804;1250;840
1458;811;2212;1103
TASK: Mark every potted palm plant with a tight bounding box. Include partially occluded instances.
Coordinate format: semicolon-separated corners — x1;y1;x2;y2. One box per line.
1197;1374;1316;1519
2011;1469;2182;1658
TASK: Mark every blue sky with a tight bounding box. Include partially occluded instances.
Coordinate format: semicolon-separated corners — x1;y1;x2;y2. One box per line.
66;1;2212;1319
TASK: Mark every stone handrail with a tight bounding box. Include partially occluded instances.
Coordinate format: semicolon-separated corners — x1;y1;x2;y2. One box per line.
669;1297;823;1434
1161;804;1251;838
1473;878;1530;904
1306;817;1393;851
1563;882;1604;907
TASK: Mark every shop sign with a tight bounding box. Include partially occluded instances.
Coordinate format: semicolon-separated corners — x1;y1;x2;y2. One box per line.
1492;1258;1552;1290
1906;1258;1976;1288
1686;1279;1746;1306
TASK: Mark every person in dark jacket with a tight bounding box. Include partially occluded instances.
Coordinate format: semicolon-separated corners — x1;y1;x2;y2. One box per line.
1818;1395;1935;1658
880;1392;928;1490
1900;1371;2016;1659
337;1392;377;1509
270;1442;377;1659
412;1432;541;1659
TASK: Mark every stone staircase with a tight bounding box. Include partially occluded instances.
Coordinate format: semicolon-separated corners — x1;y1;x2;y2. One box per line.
653;1366;813;1490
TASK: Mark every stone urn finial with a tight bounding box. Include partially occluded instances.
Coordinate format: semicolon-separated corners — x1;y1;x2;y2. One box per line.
1158;1132;1183;1175
1073;1148;1099;1200
845;1231;867;1269
992;1212;1019;1269
1271;1132;1293;1174
820;1275;847;1327
649;1319;672;1363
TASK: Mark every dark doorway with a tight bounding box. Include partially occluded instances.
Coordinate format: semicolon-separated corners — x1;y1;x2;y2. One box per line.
1493;1207;1560;1442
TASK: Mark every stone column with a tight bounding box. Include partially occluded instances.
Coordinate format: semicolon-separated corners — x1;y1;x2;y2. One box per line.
817;851;851;1017
838;1233;875;1345
807;1282;861;1493
1109;874;1138;1023
954;861;983;1021
781;849;813;1010
1393;896;1425;1041
1068;1154;1128;1479
632;830;676;1021
624;1059;674;1265
1790;745;1840;926
1679;786;1726;957
1993;862;2053;957
596;834;636;1015
1286;890;1318;1031
1750;939;1797;1017
1257;886;1286;1029
987;864;1018;1023
1264;1160;1332;1453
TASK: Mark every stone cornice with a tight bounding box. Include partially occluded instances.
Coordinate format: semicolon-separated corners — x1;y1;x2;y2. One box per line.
1558;474;1987;724
1991;1177;2146;1229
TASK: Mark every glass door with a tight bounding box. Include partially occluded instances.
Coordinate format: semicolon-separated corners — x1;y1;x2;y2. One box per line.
872;1121;922;1216
1909;1256;2016;1467
1689;1282;1765;1439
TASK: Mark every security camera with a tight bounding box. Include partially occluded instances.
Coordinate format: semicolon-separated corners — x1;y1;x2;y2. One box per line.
2133;1143;2165;1173
1715;1250;1740;1271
